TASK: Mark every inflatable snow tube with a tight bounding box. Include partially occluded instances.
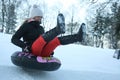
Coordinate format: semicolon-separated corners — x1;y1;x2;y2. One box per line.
11;51;61;71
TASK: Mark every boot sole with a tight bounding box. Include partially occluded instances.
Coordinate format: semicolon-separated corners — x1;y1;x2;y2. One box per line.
57;13;65;33
81;23;87;45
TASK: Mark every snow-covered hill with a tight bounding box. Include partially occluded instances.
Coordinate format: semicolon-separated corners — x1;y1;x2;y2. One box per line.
0;33;120;80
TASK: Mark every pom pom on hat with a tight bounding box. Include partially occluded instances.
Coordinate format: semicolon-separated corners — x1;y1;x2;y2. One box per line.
29;5;43;18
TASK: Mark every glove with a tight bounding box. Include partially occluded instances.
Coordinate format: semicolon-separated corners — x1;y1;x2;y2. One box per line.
23;46;31;53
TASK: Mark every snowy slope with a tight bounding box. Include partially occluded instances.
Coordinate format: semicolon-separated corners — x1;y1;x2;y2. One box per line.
0;33;120;80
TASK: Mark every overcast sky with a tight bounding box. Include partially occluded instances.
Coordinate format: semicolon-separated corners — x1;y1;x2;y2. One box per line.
18;0;109;30
28;0;93;22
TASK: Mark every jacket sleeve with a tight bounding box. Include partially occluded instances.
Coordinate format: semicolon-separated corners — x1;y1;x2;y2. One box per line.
11;24;28;49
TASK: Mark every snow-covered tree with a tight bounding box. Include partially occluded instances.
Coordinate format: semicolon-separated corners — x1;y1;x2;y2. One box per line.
110;2;120;48
0;0;22;33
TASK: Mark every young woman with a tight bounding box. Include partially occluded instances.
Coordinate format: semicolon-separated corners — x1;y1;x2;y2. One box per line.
11;5;86;57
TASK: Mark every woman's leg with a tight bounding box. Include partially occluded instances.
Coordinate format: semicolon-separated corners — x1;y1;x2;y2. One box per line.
40;23;86;57
31;28;62;56
39;34;81;57
31;13;65;56
58;23;86;45
31;36;46;56
40;37;60;57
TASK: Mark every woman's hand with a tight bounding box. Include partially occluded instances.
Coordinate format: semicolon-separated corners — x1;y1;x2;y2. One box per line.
23;46;31;53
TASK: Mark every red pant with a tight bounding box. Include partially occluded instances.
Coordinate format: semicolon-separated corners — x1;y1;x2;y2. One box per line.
31;36;60;57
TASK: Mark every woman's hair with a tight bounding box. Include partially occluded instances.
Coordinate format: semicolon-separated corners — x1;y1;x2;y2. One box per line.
20;18;36;27
20;18;30;27
22;18;29;24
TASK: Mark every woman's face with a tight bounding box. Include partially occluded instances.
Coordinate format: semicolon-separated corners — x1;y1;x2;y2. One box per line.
34;16;42;22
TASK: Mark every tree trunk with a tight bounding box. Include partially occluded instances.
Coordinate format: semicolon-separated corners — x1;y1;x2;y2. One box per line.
1;0;5;33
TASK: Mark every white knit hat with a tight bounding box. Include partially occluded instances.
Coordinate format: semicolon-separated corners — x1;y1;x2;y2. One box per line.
29;5;43;18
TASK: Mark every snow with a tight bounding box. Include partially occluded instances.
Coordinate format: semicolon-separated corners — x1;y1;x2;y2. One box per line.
0;33;120;80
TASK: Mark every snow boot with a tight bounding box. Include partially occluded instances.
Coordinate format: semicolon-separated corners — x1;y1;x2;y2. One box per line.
58;23;86;45
42;13;65;42
57;13;65;33
78;23;87;45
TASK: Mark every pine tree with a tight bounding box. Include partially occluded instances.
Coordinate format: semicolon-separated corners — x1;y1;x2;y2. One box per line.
111;2;120;48
5;3;16;34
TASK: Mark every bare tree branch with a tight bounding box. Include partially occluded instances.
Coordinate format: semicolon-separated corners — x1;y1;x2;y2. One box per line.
90;0;98;4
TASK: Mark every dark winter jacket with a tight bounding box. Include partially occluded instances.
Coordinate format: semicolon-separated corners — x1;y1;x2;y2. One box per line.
11;21;44;50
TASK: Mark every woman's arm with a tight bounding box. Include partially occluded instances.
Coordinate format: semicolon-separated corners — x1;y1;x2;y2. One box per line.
11;24;28;49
